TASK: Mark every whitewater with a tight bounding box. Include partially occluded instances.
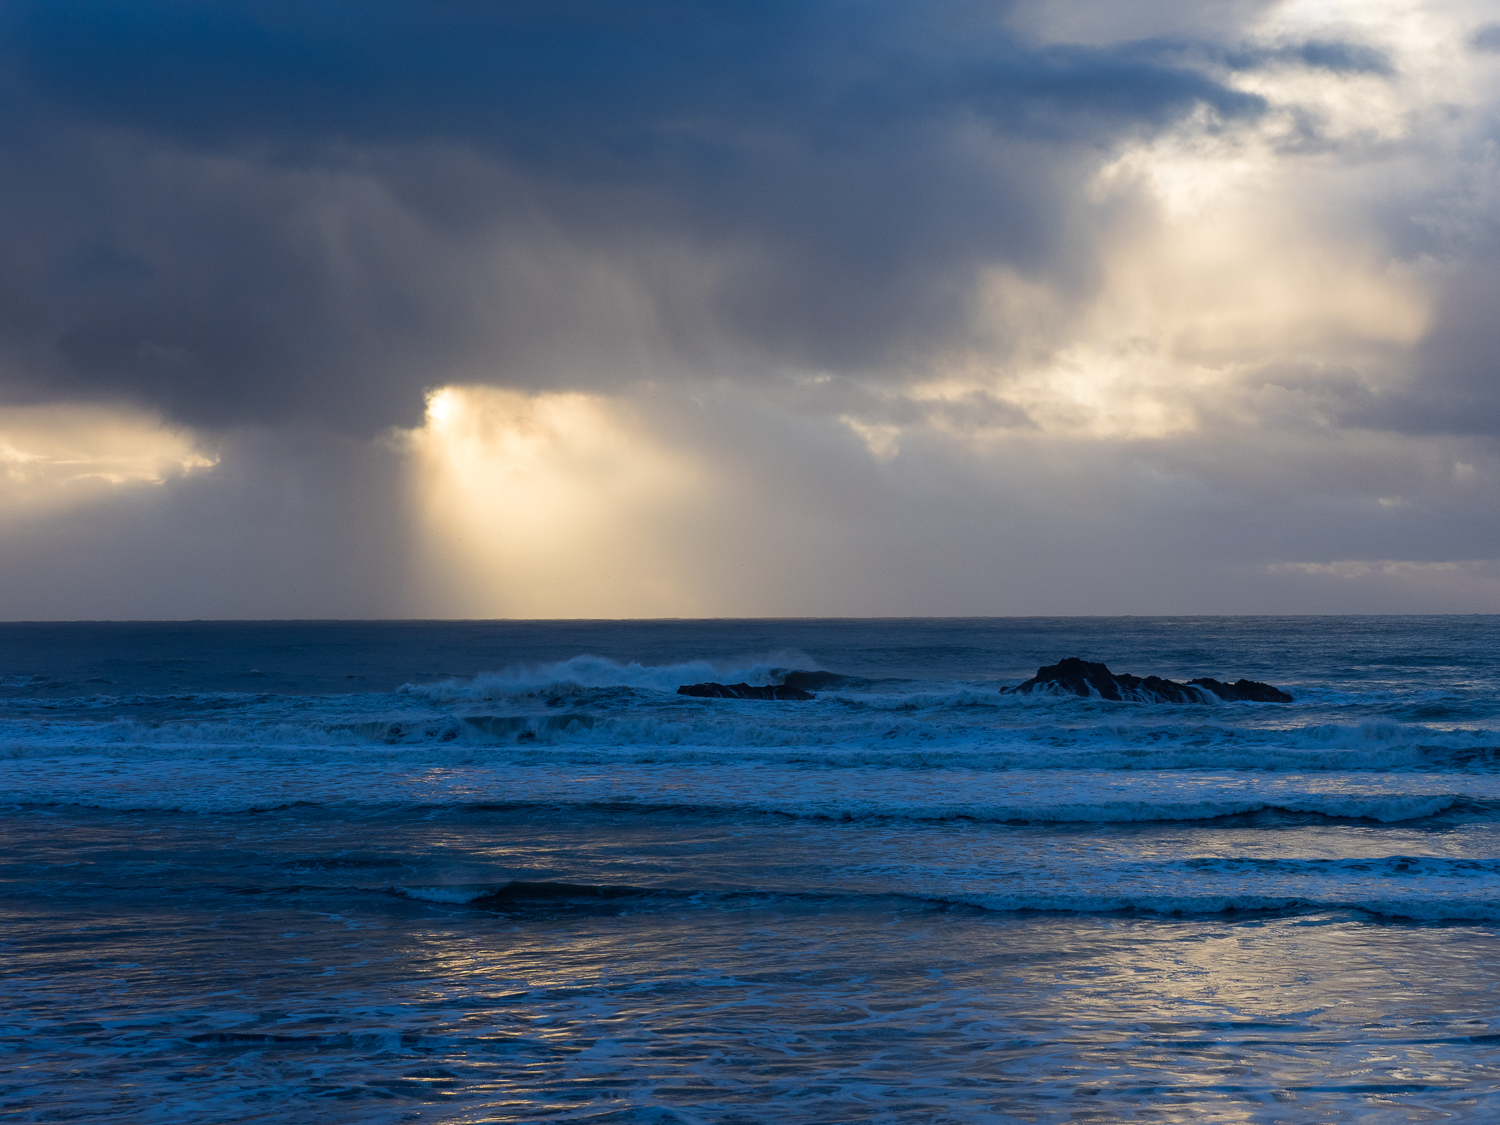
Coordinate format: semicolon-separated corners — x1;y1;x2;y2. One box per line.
5;616;1500;1122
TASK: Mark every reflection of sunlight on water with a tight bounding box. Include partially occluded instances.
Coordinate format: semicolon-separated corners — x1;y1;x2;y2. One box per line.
0;403;216;514
408;385;707;618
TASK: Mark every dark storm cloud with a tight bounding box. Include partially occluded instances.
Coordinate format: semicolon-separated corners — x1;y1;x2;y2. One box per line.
0;0;1269;432
5;1;1261;150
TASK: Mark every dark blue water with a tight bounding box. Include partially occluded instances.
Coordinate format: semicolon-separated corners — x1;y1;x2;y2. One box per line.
4;616;1500;1122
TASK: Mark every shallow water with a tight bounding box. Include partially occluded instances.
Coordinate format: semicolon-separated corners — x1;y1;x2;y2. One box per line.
4;616;1500;1121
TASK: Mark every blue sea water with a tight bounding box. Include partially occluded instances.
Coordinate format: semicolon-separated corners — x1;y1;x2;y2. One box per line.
4;615;1500;1122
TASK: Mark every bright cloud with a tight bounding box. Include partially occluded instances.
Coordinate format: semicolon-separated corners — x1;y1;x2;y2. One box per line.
2;0;1500;616
0;403;215;515
407;387;712;618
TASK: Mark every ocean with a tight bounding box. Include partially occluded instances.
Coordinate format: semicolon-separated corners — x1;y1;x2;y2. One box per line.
4;615;1500;1123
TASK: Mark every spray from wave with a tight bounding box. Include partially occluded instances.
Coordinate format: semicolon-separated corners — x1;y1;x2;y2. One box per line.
401;652;823;701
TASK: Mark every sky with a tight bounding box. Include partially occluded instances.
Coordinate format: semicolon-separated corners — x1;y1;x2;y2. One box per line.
2;0;1500;619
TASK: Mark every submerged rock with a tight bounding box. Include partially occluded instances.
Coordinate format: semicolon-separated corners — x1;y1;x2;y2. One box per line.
677;681;816;700
1006;657;1291;703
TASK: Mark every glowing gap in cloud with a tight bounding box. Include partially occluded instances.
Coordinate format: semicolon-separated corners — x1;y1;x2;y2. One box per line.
407;386;711;619
903;82;1434;449
0;404;216;515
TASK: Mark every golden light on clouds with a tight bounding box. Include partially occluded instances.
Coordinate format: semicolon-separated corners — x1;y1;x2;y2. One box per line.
0;404;216;515
2;0;1500;619
407;385;710;618
887;4;1451;453
907;181;1430;447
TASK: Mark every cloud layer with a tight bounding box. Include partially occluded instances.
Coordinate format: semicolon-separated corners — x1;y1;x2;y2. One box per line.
2;0;1499;617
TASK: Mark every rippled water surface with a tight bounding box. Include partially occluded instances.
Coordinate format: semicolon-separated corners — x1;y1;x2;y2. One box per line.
4;616;1500;1121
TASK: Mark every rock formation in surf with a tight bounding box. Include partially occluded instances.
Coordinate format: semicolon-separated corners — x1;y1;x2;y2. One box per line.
1005;657;1292;703
677;681;816;700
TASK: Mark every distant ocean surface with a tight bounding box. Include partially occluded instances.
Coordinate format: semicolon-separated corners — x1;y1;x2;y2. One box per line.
5;616;1500;1123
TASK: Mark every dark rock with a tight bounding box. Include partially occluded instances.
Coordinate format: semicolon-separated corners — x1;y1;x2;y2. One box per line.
1006;658;1193;702
1188;677;1294;703
1007;657;1290;703
677;681;816;700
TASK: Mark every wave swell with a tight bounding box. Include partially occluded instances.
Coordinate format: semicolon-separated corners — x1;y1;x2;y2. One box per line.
394;880;1500;924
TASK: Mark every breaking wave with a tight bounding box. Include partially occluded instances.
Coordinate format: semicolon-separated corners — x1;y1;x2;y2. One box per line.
401;653;823;701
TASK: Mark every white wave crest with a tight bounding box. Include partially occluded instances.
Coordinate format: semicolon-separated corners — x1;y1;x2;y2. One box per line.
400;652;819;701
